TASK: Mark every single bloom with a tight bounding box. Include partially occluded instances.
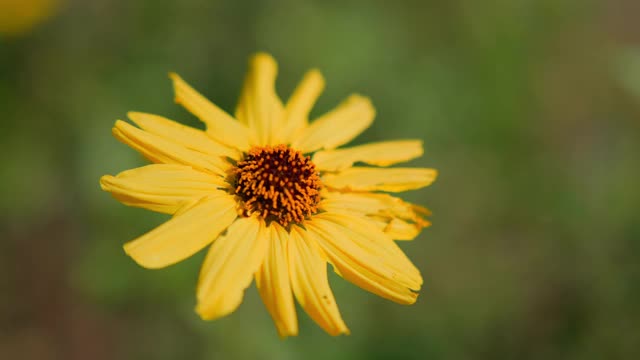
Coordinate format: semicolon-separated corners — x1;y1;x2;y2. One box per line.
100;53;437;337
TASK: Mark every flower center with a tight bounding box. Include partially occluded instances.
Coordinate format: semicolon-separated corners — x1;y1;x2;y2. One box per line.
233;144;321;227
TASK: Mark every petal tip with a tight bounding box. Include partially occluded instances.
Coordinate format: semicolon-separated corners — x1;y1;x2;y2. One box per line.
276;328;299;339
429;168;439;181
330;327;351;336
126;111;143;120
348;93;373;107
414;139;425;154
195;304;215;321
346;94;376;122
113;119;129;130
168;73;183;103
405;291;420;305
111;120;136;141
122;239;181;270
251;52;277;67
99;175;114;190
306;68;325;85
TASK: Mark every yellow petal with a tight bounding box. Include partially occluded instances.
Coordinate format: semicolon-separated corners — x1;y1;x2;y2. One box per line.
235;53;285;146
100;164;226;214
364;215;422;241
317;212;421;287
320;192;431;240
382;217;423;241
281;69;325;142
196;217;269;320
322;167;437;192
291;95;375;153
321;191;413;217
169;72;251;151
289;226;350;336
321;191;431;221
113;120;231;175
313;140;423;172
255;222;298;337
123;194;238;269
127;112;240;159
305;213;421;304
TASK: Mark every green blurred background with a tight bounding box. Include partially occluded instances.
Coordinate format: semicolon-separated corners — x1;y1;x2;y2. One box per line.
2;0;639;359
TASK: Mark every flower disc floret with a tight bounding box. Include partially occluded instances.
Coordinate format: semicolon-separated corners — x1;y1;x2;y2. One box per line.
233;144;321;227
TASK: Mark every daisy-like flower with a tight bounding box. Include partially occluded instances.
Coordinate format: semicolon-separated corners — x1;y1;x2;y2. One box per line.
100;53;437;337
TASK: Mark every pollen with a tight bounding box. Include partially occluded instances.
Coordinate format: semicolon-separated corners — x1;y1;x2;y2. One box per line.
233;144;321;227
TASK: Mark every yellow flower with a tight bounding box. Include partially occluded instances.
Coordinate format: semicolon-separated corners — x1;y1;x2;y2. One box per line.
100;53;437;337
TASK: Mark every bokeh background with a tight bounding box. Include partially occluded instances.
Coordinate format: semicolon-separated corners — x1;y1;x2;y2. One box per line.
2;0;640;359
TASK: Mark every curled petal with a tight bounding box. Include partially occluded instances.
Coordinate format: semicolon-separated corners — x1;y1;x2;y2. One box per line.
320;192;431;240
305;213;422;304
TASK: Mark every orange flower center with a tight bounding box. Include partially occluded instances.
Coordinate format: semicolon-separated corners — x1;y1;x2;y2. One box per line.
233;144;321;227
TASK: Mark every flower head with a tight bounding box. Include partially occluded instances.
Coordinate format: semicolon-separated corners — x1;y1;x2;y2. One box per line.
100;53;437;337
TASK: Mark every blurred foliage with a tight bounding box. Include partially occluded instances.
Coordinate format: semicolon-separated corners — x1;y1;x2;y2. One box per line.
2;0;640;359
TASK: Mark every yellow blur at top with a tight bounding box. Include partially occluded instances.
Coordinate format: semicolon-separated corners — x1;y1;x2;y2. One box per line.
0;0;60;37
